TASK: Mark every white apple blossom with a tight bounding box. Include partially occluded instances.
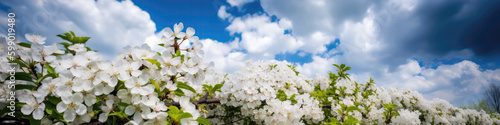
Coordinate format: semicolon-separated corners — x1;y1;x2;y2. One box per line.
391;109;421;125
25;33;46;44
68;43;87;52
158;51;181;76
20;93;45;120
168;22;186;38
125;104;150;124
124;76;154;95
118;61;142;80
56;93;87;122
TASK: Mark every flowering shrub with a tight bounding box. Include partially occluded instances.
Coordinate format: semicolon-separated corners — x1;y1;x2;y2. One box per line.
1;23;500;125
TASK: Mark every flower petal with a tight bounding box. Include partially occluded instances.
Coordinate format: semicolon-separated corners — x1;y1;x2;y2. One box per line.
21;105;34;115
63;110;76;122
186;27;195;37
33;108;44;120
125;106;136;116
75;103;87;115
174;22;184;33
72;93;84;103
56;102;68;113
99;113;109;122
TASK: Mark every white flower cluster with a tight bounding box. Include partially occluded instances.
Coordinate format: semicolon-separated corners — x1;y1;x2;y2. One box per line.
214;61;323;124
391;109;421;125
0;23;214;125
1;23;499;125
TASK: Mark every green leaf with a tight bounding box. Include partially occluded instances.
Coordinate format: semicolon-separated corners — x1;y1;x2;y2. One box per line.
59;42;71;48
76;37;91;43
177;112;193;121
276;90;287;101
56;32;72;42
176;49;181;57
118;102;130;107
167;106;180;115
44;101;56;115
14;84;36;90
150;79;161;94
8;58;29;69
36;73;56;84
146;59;162;69
346;106;361;113
146;59;158;65
45;64;56;74
5;72;34;83
202;84;213;93
108;111;128;119
195;117;211;125
47;96;62;105
57;31;91;44
29;117;41;125
325;117;341;125
176;82;196;93
344;115;363;125
69;31;76;38
158;43;165;47
212;83;223;93
173;88;185;96
180;55;185;63
290;94;297;104
18;42;31;48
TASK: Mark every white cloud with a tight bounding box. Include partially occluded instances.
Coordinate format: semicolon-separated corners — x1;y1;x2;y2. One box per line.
296;56;337;78
260;0;374;54
227;0;255;8
201;39;246;74
368;59;500;106
217;6;232;20
297;52;307;57
0;0;156;58
226;14;304;59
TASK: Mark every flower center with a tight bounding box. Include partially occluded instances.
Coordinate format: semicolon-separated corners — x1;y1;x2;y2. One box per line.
49;84;56;90
68;103;76;109
66;81;73;86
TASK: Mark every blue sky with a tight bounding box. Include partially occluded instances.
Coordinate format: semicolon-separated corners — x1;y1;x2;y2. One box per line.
1;0;500;106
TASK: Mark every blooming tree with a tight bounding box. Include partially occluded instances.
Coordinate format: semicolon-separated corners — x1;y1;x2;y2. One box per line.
0;23;499;125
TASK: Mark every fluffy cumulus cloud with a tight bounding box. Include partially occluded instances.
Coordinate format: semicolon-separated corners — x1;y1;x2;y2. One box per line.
217;6;232;20
373;60;500;105
201;38;246;74
0;0;156;58
226;14;303;59
295;56;336;78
